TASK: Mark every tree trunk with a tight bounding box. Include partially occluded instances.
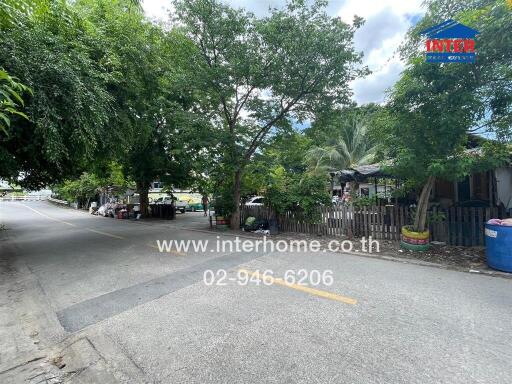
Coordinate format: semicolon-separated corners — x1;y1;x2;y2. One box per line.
413;176;435;232
350;181;360;197
137;181;150;218
230;169;242;230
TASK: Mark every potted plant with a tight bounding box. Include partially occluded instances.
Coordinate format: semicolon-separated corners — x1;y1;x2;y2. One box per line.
401;225;430;251
212;190;234;230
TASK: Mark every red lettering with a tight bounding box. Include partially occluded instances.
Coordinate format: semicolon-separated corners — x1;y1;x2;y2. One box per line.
452;39;463;52
430;39;453;52
426;39;432;52
464;39;475;52
432;39;444;52
426;38;475;55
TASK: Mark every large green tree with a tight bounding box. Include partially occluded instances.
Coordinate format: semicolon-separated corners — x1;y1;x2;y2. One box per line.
74;0;209;215
1;0;207;210
377;0;511;232
174;0;366;228
0;0;114;189
402;0;512;141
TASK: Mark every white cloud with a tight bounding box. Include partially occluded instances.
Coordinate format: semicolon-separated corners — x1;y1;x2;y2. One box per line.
351;60;403;104
143;0;425;105
337;0;423;24
143;0;173;21
337;0;424;104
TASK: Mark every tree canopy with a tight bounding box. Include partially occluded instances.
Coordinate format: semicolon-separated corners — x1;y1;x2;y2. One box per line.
374;0;511;231
1;0;509;231
0;0;114;188
174;0;366;227
0;0;211;212
402;0;512;141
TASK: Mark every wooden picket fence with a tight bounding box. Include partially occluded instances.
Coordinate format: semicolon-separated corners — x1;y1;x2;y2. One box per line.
241;204;510;246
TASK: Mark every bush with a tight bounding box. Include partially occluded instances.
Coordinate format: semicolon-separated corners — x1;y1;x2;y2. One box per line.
264;167;330;223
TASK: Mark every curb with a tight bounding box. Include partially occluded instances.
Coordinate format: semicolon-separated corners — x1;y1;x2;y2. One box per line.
46;203;512;280
181;227;512;280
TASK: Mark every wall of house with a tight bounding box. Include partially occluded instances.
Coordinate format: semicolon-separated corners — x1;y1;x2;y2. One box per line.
434;179;455;199
358;183;389;197
472;172;489;201
496;167;512;209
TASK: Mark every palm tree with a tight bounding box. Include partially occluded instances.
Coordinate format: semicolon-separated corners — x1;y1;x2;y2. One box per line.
305;113;378;197
306;114;377;174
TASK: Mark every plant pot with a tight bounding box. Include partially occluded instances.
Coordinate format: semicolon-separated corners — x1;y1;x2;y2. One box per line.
400;240;430;252
401;226;430;251
215;215;230;230
401;226;430;240
401;235;429;245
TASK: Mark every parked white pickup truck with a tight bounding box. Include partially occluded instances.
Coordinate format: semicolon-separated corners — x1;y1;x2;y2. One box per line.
154;196;188;213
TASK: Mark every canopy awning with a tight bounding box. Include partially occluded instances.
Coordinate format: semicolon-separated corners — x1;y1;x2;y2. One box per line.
331;162;395;182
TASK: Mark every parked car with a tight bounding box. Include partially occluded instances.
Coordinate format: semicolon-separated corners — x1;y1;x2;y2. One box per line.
245;196;265;206
154;196;188;213
187;200;203;212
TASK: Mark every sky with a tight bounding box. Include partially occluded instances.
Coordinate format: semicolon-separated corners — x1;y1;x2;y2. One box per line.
142;0;425;105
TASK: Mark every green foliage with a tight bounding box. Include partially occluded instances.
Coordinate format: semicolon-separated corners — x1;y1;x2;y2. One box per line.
264;166;330;222
401;0;512;141
241;131;312;196
374;59;504;187
291;173;331;221
264;166;290;214
375;0;511;189
0;0;52;29
54;173;102;204
406;207;447;225
376;0;511;231
53;162;128;204
428;210;446;224
0;68;31;135
211;182;237;217
305;109;378;174
74;0;210;197
0;0;114;189
0;0;209;194
175;0;365;219
351;195;376;208
306;104;381;146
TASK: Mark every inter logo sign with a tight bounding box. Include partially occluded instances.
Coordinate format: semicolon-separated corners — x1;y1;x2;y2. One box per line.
420;19;479;63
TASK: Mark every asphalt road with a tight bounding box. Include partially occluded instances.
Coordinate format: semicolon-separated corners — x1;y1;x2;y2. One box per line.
1;201;512;383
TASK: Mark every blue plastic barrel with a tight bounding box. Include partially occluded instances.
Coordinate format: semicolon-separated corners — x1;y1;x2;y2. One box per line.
485;224;512;272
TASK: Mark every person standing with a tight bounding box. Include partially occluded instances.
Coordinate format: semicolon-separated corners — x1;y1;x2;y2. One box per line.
201;194;209;216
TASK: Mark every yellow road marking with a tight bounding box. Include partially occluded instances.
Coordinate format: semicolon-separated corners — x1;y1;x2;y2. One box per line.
86;228;125;240
238;268;357;305
20;203;76;227
147;243;186;256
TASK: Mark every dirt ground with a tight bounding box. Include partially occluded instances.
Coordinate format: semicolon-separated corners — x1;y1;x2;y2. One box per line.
232;228;507;277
